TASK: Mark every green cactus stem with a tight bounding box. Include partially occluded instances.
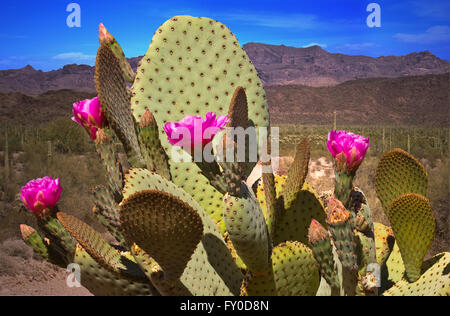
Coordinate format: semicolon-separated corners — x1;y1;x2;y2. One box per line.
37;212;77;265
333;170;354;208
20;224;49;260
308;219;340;295
137;110;171;180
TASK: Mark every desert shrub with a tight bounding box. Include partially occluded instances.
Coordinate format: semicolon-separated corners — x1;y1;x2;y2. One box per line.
42;118;94;154
0;249;18;276
1;239;33;260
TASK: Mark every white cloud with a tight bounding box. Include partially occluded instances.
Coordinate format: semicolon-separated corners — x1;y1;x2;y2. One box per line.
52;52;95;62
394;26;450;44
302;42;327;48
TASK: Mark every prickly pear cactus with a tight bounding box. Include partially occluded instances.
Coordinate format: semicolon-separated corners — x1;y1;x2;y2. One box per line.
16;16;449;297
130;16;270;233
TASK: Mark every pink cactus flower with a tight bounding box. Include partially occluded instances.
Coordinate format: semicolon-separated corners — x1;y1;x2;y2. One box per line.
20;177;62;216
327;130;369;173
72;97;106;140
163;112;229;153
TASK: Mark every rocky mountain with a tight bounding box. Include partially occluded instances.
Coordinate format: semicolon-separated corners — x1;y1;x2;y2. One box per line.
0;44;448;94
243;43;450;86
0;65;95;95
0;73;447;127
267;73;449;126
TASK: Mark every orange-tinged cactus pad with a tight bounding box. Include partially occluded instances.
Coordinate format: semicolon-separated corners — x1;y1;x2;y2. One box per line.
373;222;395;266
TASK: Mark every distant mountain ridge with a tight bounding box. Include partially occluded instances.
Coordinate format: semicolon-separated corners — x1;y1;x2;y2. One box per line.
243;43;450;86
0;73;448;127
0;43;448;94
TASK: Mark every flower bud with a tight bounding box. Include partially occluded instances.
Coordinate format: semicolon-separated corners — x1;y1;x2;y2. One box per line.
326;198;351;225
308;219;329;244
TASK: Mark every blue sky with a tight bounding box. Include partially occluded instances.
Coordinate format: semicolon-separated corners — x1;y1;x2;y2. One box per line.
0;0;449;71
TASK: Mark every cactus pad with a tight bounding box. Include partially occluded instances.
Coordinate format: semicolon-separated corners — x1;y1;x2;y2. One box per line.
20;224;49;260
375;148;427;217
308;220;339;289
130;15;269;233
56;212;144;280
271;241;320;296
281;138;310;209
273;183;327;246
92;185;120;228
223;186;269;272
131;15;269;129
74;244;158;296
388;193;435;282
383;252;450;296
241;270;277;296
385;241;406;285
121;168;243;295
95;44;144;167
98;23;135;83
119;190;204;281
138;110;171;179
256;174;286;219
326;199;358;271
374;222;395;266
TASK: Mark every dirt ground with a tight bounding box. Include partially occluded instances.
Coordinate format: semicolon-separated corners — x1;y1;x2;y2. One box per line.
0;239;91;296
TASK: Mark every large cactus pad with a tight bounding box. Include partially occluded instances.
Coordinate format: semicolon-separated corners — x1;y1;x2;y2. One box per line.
130;16;270;233
375;148;427;217
388;193;435;282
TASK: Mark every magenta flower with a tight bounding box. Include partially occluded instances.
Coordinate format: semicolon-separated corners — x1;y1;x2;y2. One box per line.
72;97;106;140
163;112;229;153
327;130;369;173
20;177;62;216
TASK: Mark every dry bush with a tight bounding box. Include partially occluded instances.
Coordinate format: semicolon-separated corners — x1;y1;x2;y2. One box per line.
427;158;449;255
0;140;107;242
1;239;33;260
0;249;18;276
353;157;387;225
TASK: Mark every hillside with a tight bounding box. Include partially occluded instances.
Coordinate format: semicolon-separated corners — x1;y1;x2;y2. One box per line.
0;73;447;127
244;43;450;86
0;90;96;124
267;73;449;126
